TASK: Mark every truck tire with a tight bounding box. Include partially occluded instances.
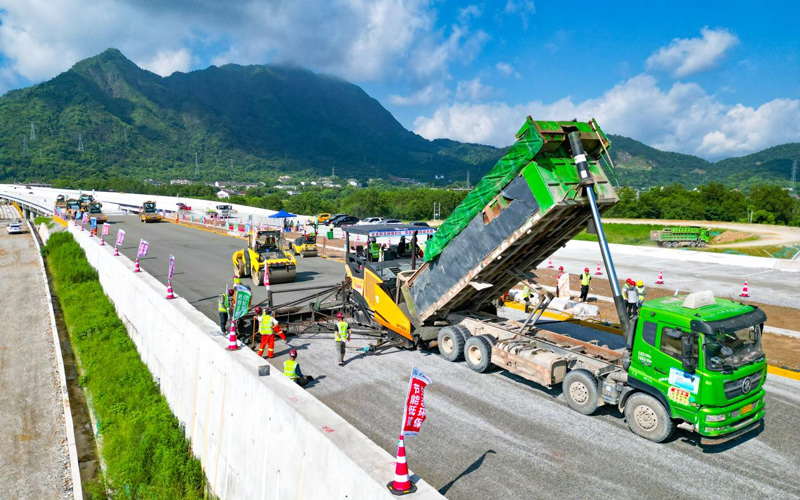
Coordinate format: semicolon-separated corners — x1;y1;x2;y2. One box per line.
454;325;472;342
464;335;493;373
624;392;674;443
438;326;465;362
563;369;599;415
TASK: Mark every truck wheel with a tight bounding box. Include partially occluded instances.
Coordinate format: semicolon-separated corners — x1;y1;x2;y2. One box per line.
690;241;697;247
454;325;472;342
624;393;674;443
464;335;493;373
438;326;465;362
563;369;599;415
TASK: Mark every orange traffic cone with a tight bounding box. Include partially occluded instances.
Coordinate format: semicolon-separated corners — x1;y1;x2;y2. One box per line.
100;235;105;246
134;257;141;273
113;245;119;256
80;221;84;231
226;320;239;351
547;258;554;269
387;435;416;495
740;279;749;297
655;269;664;284
166;279;175;299
595;261;603;276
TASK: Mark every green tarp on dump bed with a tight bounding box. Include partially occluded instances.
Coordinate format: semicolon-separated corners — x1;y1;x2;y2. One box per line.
424;117;544;261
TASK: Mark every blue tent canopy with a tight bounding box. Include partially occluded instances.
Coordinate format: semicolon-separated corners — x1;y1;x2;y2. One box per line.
267;209;297;218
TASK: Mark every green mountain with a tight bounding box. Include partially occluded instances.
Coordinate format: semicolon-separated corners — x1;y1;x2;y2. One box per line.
0;48;797;189
0;48;501;184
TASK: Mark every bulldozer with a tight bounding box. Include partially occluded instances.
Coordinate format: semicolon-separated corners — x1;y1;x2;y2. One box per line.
232;229;297;286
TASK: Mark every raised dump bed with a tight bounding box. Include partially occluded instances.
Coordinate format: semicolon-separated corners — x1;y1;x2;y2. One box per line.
401;118;618;326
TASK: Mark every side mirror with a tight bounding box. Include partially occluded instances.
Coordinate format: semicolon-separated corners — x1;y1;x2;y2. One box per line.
681;333;697;373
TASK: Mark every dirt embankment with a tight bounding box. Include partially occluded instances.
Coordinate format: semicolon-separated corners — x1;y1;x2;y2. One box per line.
533;269;800;371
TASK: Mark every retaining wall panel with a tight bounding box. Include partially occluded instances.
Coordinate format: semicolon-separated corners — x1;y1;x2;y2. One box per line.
67;225;441;500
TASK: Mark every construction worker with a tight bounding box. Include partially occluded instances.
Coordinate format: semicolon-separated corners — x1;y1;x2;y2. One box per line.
255;306;288;358
622;278;639;318
218;288;234;333
579;267;592;302
335;312;351;366
556;266;566;298
522;285;532;305
636;280;647;308
283;349;313;387
369;237;380;262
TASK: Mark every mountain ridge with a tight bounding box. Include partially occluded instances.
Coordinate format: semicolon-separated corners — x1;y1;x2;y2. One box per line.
0;48;796;188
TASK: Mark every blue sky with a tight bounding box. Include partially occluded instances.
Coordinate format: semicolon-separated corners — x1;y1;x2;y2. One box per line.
0;0;798;159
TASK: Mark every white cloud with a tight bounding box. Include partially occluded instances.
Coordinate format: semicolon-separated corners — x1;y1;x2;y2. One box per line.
495;62;519;77
413;74;800;158
138;48;192;76
646;27;739;78
0;0;487;92
389;84;449;106
455;78;492;101
503;0;535;28
458;4;482;23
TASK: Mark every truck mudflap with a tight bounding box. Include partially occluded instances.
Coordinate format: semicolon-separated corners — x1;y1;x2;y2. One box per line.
700;417;764;445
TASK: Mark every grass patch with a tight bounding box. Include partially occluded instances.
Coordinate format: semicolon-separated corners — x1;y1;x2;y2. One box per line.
34;216;54;228
573;223;666;246
696;245;796;259
43;232;206;499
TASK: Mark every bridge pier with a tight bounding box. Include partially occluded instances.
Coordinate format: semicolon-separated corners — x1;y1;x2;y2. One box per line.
23;208;31;219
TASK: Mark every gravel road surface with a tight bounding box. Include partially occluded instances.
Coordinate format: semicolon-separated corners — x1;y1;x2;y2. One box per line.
104;216;800;499
0;207;72;499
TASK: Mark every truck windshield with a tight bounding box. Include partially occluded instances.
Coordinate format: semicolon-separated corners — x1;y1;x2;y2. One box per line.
704;323;764;372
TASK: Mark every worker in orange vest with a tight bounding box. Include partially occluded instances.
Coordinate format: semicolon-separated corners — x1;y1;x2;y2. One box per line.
255;306;288;358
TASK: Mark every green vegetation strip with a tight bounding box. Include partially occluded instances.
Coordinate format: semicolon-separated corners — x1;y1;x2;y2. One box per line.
43;232;205;499
34;216;54;228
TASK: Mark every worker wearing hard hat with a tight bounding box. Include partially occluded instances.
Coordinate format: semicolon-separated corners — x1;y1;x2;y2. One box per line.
284;349;313;387
255;306;288;358
335;312;351;366
636;280;647;308
622;278;639;318
218;288;234;334
579;267;592;302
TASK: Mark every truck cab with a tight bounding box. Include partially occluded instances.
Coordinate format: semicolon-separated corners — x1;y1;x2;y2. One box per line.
627;291;766;443
216;204;232;218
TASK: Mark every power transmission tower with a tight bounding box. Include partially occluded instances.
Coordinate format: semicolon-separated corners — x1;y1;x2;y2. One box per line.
30;122;35;140
22;135;28;156
792;160;797;193
77;134;84;152
331;166;335;178
195;152;199;179
466;171;470;189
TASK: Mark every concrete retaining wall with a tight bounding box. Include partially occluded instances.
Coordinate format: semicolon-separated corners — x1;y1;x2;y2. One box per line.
68;225;441;500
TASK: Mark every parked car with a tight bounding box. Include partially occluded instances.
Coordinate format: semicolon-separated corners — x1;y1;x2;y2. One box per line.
332;216;360;228
325;214;350;225
383;219;402;224
409;221;431;227
356;217;385;225
316;213;332;223
176;202;192;211
6;220;24;234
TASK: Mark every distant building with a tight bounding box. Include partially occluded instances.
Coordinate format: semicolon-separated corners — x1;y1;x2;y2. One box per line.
170;179;193;185
347;179;360;187
216;190;231;199
278;175;292;182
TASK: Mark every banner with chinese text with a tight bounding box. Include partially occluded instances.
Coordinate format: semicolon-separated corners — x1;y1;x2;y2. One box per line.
401;366;431;436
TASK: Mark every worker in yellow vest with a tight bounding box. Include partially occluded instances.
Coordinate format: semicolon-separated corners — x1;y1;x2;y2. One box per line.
233;274;242;286
335;312;351;366
579;267;592;302
283;350;313;387
255;306;288;358
218;288;234;334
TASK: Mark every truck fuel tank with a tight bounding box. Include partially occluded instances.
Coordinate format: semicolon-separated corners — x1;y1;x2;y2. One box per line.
493;340;568;388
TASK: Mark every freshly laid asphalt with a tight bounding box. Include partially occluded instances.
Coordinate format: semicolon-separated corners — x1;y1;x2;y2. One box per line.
100;215;800;500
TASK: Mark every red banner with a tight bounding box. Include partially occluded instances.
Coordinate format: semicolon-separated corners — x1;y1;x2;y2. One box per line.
401;366;431;436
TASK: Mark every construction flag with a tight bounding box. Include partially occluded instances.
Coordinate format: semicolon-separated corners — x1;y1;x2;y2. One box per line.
400;366;431;436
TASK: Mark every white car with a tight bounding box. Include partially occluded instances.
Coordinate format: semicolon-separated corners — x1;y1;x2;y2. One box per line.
6;221;24;234
356;217;385;225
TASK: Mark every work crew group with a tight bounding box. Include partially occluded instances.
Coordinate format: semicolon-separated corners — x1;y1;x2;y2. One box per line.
219;282;352;388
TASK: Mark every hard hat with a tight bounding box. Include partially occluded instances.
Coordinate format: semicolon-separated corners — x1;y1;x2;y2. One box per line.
263;306;271;314
584;267;590;272
627;278;634;285
254;306;262;314
637;280;644;287
227;288;234;296
289;349;297;359
336;312;344;319
559;266;564;271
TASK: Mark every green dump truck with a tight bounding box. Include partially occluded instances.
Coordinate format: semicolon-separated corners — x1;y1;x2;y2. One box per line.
650;226;710;247
343;117;766;444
